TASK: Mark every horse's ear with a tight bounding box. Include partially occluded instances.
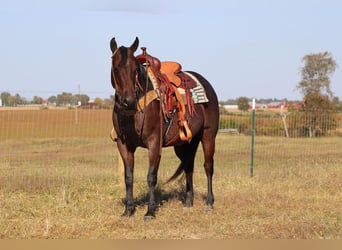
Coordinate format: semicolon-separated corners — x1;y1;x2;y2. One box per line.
110;37;117;53
130;37;139;52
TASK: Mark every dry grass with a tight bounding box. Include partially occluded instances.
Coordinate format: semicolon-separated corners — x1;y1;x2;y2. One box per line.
0;109;341;239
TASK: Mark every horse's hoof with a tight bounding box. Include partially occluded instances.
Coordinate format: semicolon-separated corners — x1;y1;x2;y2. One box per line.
205;204;213;212
121;208;135;217
185;200;193;208
144;215;155;222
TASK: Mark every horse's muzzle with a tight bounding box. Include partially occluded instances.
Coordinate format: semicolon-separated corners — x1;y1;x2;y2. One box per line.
115;94;137;111
121;96;136;110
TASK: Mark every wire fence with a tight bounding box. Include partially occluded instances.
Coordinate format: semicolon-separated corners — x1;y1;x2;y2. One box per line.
0;106;341;191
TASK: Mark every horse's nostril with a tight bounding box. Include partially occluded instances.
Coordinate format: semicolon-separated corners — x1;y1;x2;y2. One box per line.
123;97;136;109
122;99;129;108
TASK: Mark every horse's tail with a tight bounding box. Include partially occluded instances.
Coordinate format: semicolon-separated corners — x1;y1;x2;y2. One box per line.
166;164;184;183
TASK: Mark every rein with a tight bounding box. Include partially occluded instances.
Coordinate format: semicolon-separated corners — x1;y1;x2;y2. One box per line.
135;63;150;140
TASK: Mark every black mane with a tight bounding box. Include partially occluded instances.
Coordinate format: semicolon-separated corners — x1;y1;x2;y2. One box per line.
137;63;154;92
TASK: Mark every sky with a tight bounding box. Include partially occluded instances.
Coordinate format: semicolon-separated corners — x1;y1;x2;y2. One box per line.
0;0;341;102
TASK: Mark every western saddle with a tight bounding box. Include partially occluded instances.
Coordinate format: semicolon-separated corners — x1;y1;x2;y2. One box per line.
136;47;196;142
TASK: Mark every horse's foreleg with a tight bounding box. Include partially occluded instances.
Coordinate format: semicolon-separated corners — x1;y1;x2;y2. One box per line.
122;163;135;216
145;151;161;220
117;143;135;217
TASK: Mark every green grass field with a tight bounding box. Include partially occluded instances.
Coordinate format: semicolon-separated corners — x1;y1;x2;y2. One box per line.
0;108;341;239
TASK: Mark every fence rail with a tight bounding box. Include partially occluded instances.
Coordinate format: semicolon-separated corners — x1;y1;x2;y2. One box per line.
0;107;341;190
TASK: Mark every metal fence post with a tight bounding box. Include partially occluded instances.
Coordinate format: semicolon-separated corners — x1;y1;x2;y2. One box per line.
250;98;255;177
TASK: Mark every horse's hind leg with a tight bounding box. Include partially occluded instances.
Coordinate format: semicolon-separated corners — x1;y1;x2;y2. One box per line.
201;135;215;211
174;136;200;207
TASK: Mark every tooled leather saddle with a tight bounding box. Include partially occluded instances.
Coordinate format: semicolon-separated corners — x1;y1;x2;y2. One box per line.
136;47;198;142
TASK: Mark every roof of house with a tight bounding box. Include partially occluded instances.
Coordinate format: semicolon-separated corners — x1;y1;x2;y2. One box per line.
268;101;286;107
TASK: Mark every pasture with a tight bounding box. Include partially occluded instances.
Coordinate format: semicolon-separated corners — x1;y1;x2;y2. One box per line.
0;108;341;239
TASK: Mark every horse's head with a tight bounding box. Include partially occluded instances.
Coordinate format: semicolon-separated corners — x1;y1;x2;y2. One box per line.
110;37;140;111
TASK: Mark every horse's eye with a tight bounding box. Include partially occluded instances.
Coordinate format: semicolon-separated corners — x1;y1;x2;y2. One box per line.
113;67;119;73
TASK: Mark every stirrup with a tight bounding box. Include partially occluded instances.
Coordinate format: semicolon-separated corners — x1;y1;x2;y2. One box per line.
179;120;192;142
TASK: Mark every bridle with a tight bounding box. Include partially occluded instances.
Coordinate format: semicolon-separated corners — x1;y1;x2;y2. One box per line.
111;52;147;116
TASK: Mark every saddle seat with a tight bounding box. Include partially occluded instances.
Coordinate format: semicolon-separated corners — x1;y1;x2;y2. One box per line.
160;61;182;87
160;61;197;89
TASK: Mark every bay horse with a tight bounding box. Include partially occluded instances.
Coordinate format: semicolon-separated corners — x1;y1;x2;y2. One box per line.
110;37;219;220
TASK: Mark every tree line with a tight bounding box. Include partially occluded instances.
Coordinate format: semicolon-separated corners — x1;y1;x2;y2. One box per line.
0;91;115;109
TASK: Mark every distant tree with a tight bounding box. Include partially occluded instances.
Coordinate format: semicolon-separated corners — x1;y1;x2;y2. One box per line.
297;51;337;104
76;94;90;104
94;97;103;108
7;95;16;106
14;94;22;105
301;92;334;111
332;96;342;111
103;97;114;109
295;52;338;137
19;95;28;105
237;96;250;111
48;96;57;104
296;94;337;137
32;96;43;104
70;95;78;105
56;92;72;106
1;92;11;106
